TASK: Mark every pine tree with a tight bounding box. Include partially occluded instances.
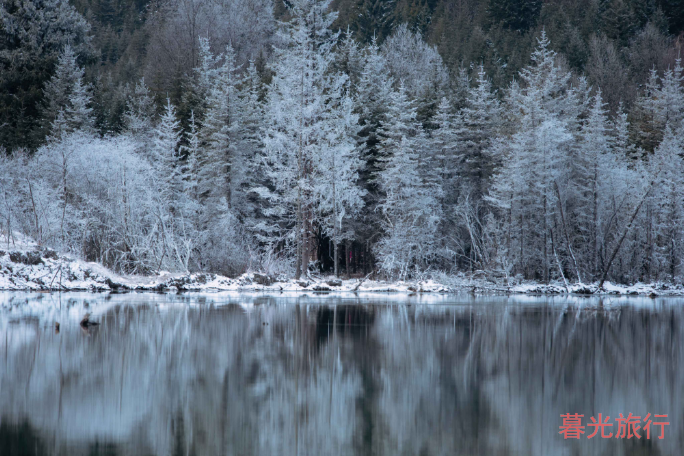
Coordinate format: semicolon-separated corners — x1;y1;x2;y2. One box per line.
613;101;638;161
66;76;94;133
649;125;684;280
314;91;365;277
41;45;93;139
336;26;363;90
354;36;395;257
375;83;442;278
657;58;684;128
152;98;182;203
381;24;449;124
257;0;356;278
125;78;155;138
632;68;663;153
0;0;93;149
197;43;241;208
237;60;267;225
489;34;576;280
181;37;221;128
455;65;503;200
574;89;613;277
182;111;201;204
508;30;573;126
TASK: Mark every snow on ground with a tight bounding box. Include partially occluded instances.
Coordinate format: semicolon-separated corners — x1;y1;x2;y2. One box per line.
1;233;683;296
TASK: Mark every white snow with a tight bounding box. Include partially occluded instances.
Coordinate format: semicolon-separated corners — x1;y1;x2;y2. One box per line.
2;232;683;297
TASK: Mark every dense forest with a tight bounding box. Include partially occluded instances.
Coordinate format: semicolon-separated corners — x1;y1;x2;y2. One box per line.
0;0;683;284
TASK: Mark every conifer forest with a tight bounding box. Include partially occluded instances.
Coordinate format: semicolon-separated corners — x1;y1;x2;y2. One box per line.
1;0;684;285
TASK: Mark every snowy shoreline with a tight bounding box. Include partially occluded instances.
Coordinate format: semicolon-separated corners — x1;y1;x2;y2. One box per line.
1;245;682;297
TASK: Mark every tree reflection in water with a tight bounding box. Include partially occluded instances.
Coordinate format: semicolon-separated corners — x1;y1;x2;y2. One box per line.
0;293;679;455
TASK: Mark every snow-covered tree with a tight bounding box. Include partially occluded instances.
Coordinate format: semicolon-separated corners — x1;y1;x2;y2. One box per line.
152;98;182;200
507;30;573;127
488;32;578;281
429;97;457;205
182;111;202;217
149;98;199;271
455;65;503;199
381;24;449;121
124;78;155;139
573;89;614;277
336;26;363;90
354;36;394;252
232;60;265;222
41;45;93;139
632;68;665;153
66;76;94;133
613;101;637;161
314;92;365;276
197;43;241;207
0;0;93;149
658;58;684;128
375;83;442;279
256;0;361;278
648;125;684;280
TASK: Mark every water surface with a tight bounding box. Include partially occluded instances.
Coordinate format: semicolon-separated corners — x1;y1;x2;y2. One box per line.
0;292;681;455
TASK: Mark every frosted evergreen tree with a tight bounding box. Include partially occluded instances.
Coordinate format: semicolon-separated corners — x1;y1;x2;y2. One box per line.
124;78;155;139
446;66;503;271
151;98;199;271
455;65;503;201
507;30;573;127
613;101;638;161
193;37;221;119
429;97;457;202
375;83;442;278
237;60;267;225
488;32;576;281
182;111;201;204
574;89;613;276
356;36;394;182
354;36;395;250
66;76;93;133
336;26;363;90
256;0;357;278
381;24;448;122
632;68;663;153
649;125;684;280
657;58;684;128
314;92;365;277
197;43;240;207
152;98;182;204
41;45;93;139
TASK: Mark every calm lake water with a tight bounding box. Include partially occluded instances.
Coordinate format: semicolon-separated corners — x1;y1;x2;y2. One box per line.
0;292;681;456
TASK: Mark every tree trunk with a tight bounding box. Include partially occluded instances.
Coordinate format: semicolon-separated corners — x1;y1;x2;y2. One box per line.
519;211;524;278
295;209;302;279
551;228;569;291
554;181;582;283
599;177;657;289
302;212;309;277
345;241;351;279
592;162;598;279
543;193;548;283
334;242;339;277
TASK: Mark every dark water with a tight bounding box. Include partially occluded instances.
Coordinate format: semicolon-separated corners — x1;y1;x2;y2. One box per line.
0;292;682;456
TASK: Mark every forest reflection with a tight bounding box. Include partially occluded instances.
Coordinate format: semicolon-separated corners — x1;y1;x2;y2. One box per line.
0;293;680;455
